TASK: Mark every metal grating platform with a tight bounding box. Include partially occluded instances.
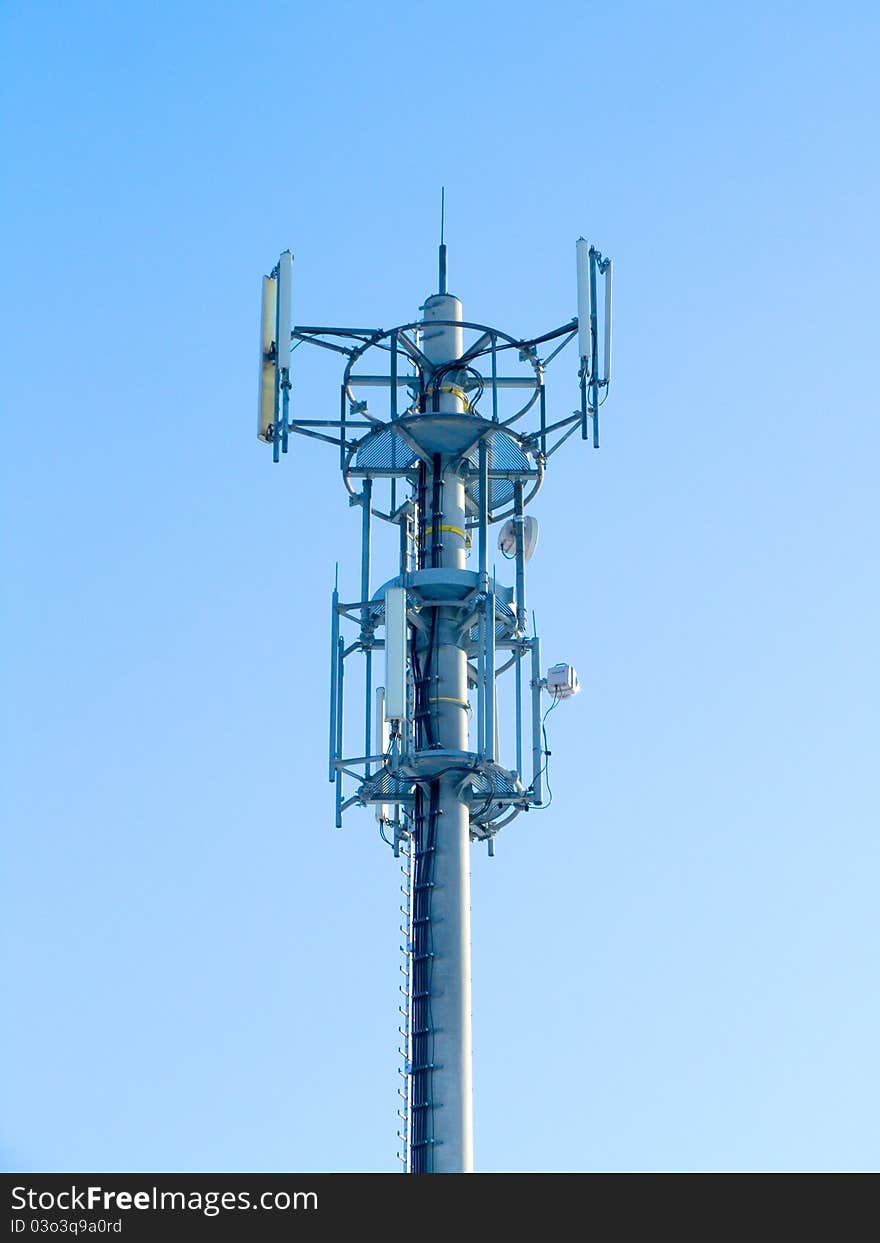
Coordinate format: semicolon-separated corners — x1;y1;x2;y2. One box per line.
360;767;416;801
354;425;420;473
351;420;539;517
464;428;536;513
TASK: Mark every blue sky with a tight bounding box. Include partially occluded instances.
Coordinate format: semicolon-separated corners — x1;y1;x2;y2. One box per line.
2;0;878;1172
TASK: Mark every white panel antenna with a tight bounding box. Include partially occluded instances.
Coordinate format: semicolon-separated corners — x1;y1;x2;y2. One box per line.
575;237;592;368
384;587;408;721
276;250;292;379
257;274;277;442
576;235;612;447
603;258;613;384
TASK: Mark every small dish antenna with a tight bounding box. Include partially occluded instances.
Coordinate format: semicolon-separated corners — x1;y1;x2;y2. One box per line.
498;516;539;563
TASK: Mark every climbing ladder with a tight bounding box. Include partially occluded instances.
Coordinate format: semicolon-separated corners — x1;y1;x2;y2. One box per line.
396;829;413;1169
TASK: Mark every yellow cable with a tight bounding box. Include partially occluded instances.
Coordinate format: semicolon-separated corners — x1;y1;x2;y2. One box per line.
429;696;474;715
424;523;472;549
425;383;471;412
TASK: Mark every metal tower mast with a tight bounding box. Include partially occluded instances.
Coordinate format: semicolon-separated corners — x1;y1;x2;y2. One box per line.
257;228;613;1173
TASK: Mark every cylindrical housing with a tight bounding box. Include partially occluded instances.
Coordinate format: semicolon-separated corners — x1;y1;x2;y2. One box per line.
328;588;339;781
531;635;543;805
375;687;390;822
422;294;464;410
483;591;496;762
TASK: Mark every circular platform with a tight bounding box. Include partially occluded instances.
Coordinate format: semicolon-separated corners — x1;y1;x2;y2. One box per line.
345;415;543;523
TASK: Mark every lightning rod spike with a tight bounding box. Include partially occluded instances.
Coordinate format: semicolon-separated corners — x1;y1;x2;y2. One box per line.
439;187;447;294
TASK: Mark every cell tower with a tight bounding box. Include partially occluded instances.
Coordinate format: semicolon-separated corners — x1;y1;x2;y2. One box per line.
257;217;613;1173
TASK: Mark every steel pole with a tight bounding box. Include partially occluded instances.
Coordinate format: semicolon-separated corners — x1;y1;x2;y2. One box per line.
416;290;474;1173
